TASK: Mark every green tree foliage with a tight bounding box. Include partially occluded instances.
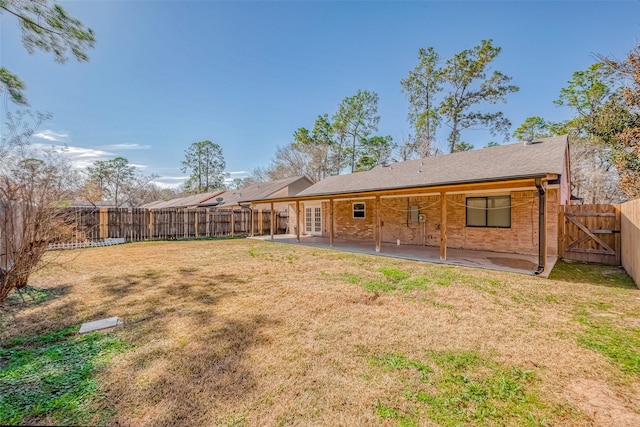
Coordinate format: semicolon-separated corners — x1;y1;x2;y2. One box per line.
512;116;554;140
291;114;343;181
554;63;616;133
598;45;640;199
333;90;380;172
0;68;27;105
440;39;519;153
356;135;396;171
453;141;474;152
226;178;245;190
0;0;95;104
87;157;135;208
551;62;627;203
401;47;443;157
400;40;518;156
180;140;227;193
86;157;157;207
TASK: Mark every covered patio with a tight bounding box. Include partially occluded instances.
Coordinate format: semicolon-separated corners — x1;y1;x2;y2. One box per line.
251;234;558;278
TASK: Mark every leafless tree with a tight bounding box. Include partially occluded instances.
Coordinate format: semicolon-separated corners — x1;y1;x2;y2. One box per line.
569;137;626;204
1;110;75;303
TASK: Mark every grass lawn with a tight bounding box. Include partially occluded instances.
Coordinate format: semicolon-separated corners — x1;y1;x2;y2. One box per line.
1;239;639;426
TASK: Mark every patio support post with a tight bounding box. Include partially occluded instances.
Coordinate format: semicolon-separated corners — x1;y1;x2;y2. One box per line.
270;202;275;240
375;195;381;252
250;207;255;237
329;199;334;247
440;192;447;260
296;200;300;242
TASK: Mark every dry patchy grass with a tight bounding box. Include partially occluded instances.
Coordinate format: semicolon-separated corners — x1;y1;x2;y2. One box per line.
2;239;640;426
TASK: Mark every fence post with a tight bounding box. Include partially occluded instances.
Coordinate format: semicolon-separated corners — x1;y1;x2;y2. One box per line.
206;210;210;237
195;211;199;239
251;207;255;237
99;208;108;239
270;203;275;240
231;210;235;236
615;204;621;266
148;210;154;240
558;205;565;259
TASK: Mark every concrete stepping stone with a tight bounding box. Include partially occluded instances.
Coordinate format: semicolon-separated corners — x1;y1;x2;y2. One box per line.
79;316;124;334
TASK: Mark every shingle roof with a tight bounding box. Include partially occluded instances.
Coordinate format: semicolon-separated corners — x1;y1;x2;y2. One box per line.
67;200;122;208
141;190;225;209
199;176;313;207
293;135;568;198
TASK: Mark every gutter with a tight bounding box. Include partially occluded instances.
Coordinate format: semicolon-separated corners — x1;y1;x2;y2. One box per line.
534;177;546;275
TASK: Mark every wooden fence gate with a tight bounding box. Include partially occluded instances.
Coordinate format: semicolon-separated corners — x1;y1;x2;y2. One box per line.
559;204;621;265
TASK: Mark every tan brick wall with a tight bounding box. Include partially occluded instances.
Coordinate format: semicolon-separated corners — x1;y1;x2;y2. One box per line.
318;189;560;256
323;200;375;240
378;195;441;246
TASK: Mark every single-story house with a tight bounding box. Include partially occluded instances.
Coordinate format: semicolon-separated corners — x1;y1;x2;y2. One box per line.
249;135;571;274
140;191;226;209
198;176;314;233
66;200;129;209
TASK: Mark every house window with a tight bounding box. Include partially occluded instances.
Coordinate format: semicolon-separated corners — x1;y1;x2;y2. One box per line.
466;196;511;228
353;202;366;218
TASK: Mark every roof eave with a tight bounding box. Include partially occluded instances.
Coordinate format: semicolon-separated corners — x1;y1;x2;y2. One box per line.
249;173;551;204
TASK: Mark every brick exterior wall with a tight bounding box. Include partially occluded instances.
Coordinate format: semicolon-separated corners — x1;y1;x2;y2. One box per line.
317;188;559;256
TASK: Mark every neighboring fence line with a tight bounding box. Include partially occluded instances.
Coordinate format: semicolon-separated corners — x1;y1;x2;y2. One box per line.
620;198;640;287
52;207;289;246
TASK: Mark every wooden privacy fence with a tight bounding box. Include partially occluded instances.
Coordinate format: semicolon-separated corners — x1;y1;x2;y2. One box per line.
54;207;289;244
620;198;640;287
558;204;621;265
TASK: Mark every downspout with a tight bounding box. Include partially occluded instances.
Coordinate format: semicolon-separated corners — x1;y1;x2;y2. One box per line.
534;177;545;275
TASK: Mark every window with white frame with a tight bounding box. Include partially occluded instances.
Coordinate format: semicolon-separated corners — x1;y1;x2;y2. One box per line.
353;202;366;218
466;196;511;228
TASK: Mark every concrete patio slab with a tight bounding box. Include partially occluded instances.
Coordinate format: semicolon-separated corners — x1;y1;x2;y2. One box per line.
251;234;557;278
79;316;124;334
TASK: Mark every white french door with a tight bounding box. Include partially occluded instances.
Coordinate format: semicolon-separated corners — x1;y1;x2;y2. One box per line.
304;205;322;235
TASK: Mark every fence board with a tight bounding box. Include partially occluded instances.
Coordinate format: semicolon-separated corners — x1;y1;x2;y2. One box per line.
621;198;640;287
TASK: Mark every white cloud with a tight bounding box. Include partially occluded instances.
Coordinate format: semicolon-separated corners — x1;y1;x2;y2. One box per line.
31;143;113;169
153;176;188;189
223;171;250;183
129;163;148;169
33;130;69;143
156;176;188;181
102;143;151;150
61;146;113;158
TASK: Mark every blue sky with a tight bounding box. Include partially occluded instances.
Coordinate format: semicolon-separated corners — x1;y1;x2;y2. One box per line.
2;1;639;188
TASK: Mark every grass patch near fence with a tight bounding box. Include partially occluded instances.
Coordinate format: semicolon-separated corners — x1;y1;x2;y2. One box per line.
0;326;128;426
369;350;562;427
2;239;638;425
575;307;640;376
549;260;636;289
